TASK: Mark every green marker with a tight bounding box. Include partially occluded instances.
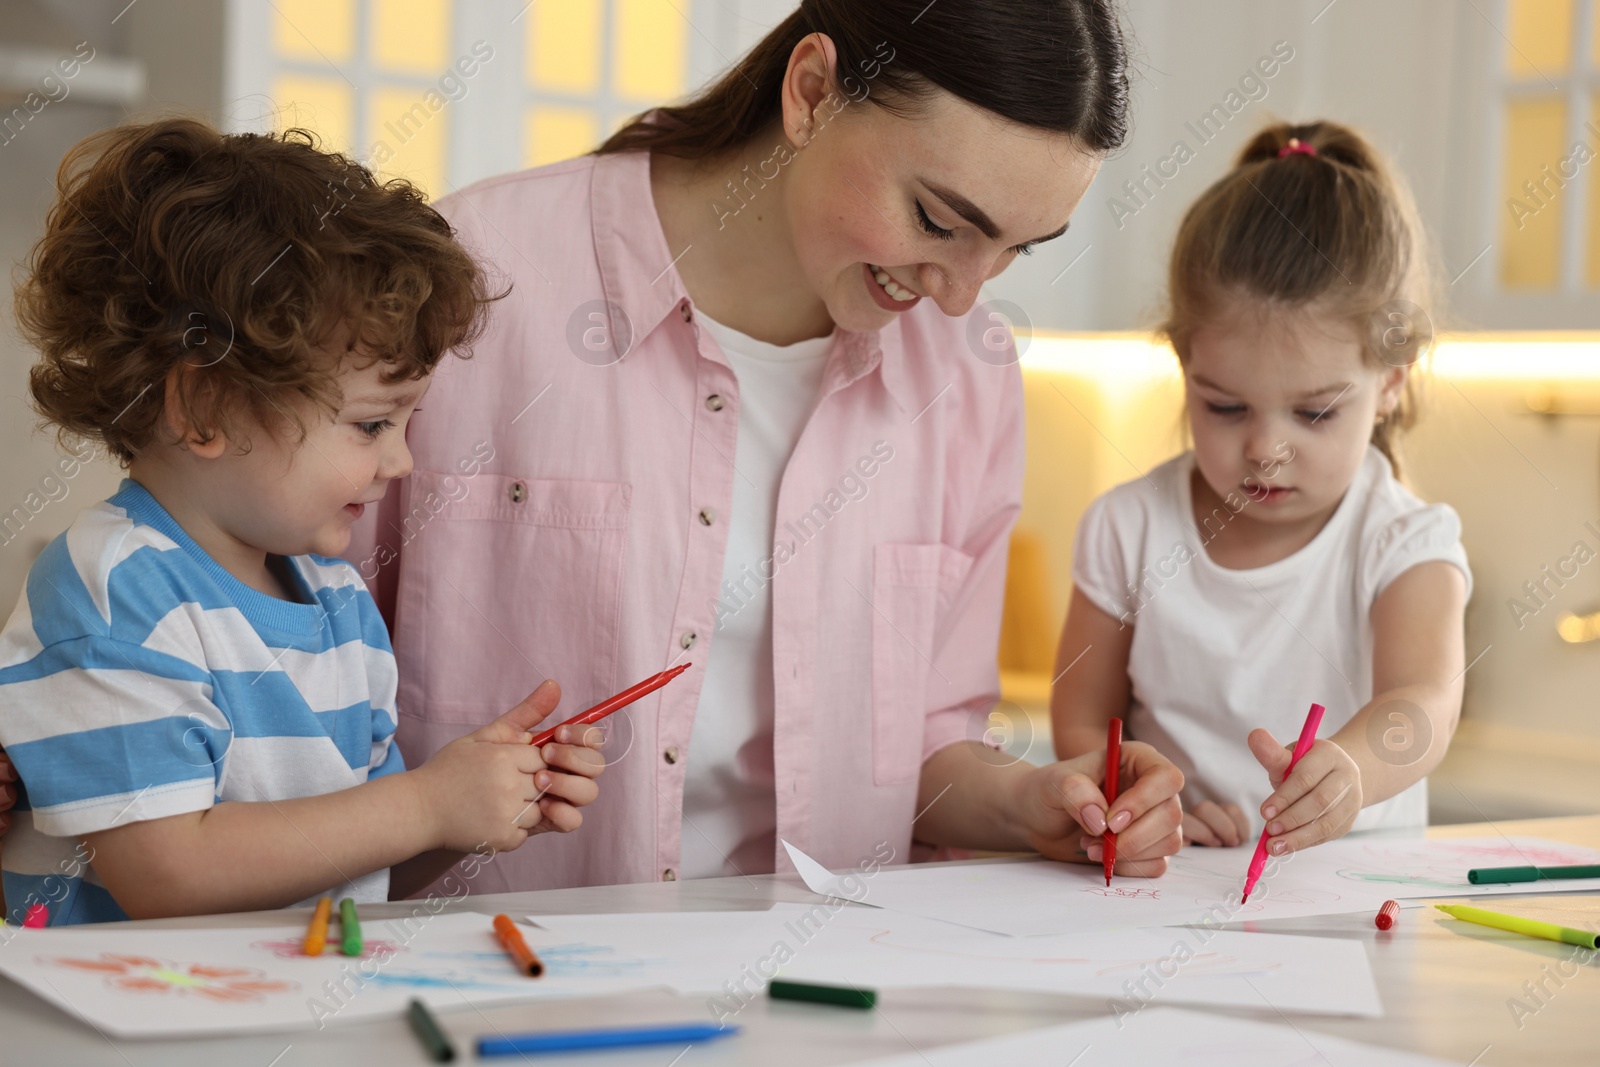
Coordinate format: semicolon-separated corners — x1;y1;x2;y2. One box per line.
768;979;876;1009
1467;863;1600;884
1435;904;1600;949
406;997;456;1062
339;898;363;957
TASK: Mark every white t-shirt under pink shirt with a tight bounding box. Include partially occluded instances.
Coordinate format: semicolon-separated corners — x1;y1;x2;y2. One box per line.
679;312;832;879
1071;446;1472;835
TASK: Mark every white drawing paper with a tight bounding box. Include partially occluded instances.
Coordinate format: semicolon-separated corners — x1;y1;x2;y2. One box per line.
0;910;674;1038
528;904;1383;1017
782;836;1600;938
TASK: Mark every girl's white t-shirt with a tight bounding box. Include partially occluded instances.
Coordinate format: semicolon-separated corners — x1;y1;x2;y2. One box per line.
679;312;833;880
1071;446;1472;835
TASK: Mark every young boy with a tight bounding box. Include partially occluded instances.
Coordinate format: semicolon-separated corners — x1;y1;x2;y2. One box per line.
0;118;603;925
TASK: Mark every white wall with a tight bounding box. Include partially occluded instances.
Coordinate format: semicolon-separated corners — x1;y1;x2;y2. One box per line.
0;1;131;617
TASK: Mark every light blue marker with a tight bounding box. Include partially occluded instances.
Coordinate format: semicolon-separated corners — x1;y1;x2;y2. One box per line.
476;1022;737;1057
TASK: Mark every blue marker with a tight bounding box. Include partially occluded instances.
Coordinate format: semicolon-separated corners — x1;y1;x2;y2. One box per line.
476;1022;737;1057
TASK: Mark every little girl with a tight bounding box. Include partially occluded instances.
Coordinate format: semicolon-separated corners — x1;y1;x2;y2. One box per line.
1052;121;1471;862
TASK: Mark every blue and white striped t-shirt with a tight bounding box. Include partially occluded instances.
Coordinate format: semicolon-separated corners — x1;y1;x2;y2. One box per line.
0;480;403;925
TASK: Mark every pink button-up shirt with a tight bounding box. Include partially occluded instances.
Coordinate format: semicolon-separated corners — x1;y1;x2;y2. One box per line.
347;150;1023;894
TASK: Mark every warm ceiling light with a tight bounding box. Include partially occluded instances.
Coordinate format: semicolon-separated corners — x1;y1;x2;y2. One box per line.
1021;333;1600;388
1429;338;1600;380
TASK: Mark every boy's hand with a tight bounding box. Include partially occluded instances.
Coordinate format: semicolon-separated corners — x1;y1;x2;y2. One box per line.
0;745;15;837
1248;730;1362;855
1182;799;1250;847
1015;741;1183;877
411;682;562;852
525;721;606;836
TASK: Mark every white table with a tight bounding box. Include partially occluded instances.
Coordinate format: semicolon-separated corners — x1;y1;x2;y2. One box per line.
2;815;1597;1065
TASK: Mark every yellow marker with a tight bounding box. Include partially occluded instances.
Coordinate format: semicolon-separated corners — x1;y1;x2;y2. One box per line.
1435;904;1600;950
304;897;333;956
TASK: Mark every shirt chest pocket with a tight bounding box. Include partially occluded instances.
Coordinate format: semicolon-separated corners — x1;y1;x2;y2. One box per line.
394;471;631;727
870;542;974;786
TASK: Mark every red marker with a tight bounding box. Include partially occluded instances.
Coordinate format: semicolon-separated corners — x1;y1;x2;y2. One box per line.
527;663;692;747
23;903;47;928
1103;717;1123;886
1240;702;1326;903
1375;900;1399;930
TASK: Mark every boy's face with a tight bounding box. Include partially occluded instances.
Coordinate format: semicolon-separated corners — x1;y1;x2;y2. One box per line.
216;356;430;560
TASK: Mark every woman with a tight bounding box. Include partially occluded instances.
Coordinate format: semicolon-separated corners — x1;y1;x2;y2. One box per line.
352;0;1185;894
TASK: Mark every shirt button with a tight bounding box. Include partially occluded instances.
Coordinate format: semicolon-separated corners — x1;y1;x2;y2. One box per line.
663;746;680;764
662;868;677;881
680;631;697;650
679;301;693;323
705;394;724;411
509;481;527;504
698;507;716;526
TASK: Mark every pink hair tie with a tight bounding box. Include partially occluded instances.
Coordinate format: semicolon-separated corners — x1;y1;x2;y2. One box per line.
1277;137;1317;159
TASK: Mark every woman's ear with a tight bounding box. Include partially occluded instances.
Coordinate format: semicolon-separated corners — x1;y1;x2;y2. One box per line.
161;365;229;458
780;32;841;150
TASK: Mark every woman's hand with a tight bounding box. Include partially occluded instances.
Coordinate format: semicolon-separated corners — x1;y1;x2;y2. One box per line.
1182;799;1250;847
1013;740;1183;877
1247;730;1362;855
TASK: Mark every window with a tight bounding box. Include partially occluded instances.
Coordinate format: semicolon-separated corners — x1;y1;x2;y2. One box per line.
268;0;453;196
260;0;695;196
1497;0;1600;291
522;0;690;168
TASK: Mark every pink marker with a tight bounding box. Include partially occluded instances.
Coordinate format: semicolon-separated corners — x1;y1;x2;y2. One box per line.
23;904;48;928
1240;702;1326;903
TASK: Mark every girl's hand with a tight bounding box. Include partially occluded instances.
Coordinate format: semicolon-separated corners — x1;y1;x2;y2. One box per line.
1015;740;1183;877
1247;730;1363;855
526;722;606;836
1181;799;1250;847
0;745;16;837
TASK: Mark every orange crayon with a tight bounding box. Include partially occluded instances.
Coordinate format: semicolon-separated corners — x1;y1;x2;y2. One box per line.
493;913;544;977
304;897;333;955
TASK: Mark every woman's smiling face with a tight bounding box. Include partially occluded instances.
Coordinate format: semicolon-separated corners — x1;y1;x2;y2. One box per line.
777;37;1103;333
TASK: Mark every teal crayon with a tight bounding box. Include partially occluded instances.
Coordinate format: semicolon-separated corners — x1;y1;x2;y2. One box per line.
406;998;456;1062
1467;863;1600;884
769;979;876;1009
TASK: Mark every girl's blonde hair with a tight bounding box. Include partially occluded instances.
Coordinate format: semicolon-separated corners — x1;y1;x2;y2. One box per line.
1160;120;1435;473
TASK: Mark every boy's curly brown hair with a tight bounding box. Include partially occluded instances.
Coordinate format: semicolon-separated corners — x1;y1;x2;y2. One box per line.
15;117;505;463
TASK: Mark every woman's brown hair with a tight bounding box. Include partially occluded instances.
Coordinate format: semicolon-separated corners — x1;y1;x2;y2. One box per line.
1160;120;1436;473
15;117;504;463
596;0;1131;159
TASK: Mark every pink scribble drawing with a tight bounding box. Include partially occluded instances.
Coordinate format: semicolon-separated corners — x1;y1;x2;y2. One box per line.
250;936;404;961
38;953;298;1003
1082;886;1160;899
1336;840;1600;891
